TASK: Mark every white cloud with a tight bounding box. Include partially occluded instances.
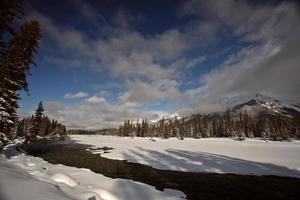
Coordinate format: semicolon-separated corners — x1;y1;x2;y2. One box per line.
27;11;189;82
44;97;168;130
64;92;89;99
84;96;106;103
73;0;106;24
182;0;299;43
170;56;206;71
119;79;181;104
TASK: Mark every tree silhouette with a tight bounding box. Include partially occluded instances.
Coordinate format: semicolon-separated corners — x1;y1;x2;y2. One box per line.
0;0;41;148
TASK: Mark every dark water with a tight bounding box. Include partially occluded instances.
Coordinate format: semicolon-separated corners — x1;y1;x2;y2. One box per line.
23;137;300;200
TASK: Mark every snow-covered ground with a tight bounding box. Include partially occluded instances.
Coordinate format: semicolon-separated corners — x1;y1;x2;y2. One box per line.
0;146;186;200
72;135;300;177
1;136;300;200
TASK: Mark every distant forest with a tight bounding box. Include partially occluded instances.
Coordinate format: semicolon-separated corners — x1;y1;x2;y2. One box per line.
116;111;300;141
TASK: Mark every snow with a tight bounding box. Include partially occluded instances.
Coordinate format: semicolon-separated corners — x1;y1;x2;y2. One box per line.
0;156;72;200
51;173;79;187
1;136;300;200
71;135;300;177
0;146;186;200
216;93;300;118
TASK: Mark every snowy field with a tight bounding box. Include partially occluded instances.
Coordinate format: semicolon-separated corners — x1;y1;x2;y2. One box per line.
1;136;300;200
72;135;300;177
0;147;186;200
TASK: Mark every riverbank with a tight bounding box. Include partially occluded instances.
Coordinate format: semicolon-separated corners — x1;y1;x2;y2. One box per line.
0;145;185;200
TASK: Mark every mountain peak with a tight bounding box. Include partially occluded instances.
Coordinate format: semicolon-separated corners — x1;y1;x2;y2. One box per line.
227;93;299;118
216;93;277;109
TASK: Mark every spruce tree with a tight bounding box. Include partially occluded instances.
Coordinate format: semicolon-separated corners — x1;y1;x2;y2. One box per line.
26;101;44;143
0;0;41;147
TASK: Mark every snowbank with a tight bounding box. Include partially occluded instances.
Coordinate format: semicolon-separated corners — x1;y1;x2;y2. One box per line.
50;173;79;187
0;146;186;200
72;135;300;177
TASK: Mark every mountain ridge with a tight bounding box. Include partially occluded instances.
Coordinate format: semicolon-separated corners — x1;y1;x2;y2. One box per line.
181;93;300;122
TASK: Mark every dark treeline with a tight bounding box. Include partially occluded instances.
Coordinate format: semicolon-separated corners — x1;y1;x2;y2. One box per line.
117;111;300;141
17;115;67;139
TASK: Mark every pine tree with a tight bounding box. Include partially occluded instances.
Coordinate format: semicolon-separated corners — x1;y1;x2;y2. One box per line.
211;119;217;137
25;101;44;143
202;115;209;137
196;114;202;138
0;0;41;148
237;112;245;139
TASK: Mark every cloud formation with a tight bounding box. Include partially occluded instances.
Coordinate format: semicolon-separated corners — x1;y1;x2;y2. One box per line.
182;0;300;114
45;96;168;130
182;0;299;43
119;79;181;104
24;0;300;129
64;92;89;99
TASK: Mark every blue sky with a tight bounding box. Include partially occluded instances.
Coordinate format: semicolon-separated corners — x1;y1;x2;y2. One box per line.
20;0;300;129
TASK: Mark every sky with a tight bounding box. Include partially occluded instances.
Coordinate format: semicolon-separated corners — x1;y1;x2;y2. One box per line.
19;0;300;129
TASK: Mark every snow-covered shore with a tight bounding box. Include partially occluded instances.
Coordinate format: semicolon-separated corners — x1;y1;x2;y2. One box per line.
1;136;300;200
71;135;300;177
0;146;186;200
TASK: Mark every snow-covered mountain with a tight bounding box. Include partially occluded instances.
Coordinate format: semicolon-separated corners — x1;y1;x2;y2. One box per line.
208;93;300;119
158;93;300;125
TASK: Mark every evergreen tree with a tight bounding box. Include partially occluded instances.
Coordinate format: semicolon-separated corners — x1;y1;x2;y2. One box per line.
0;0;41;148
202;115;209;137
26;101;44;143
